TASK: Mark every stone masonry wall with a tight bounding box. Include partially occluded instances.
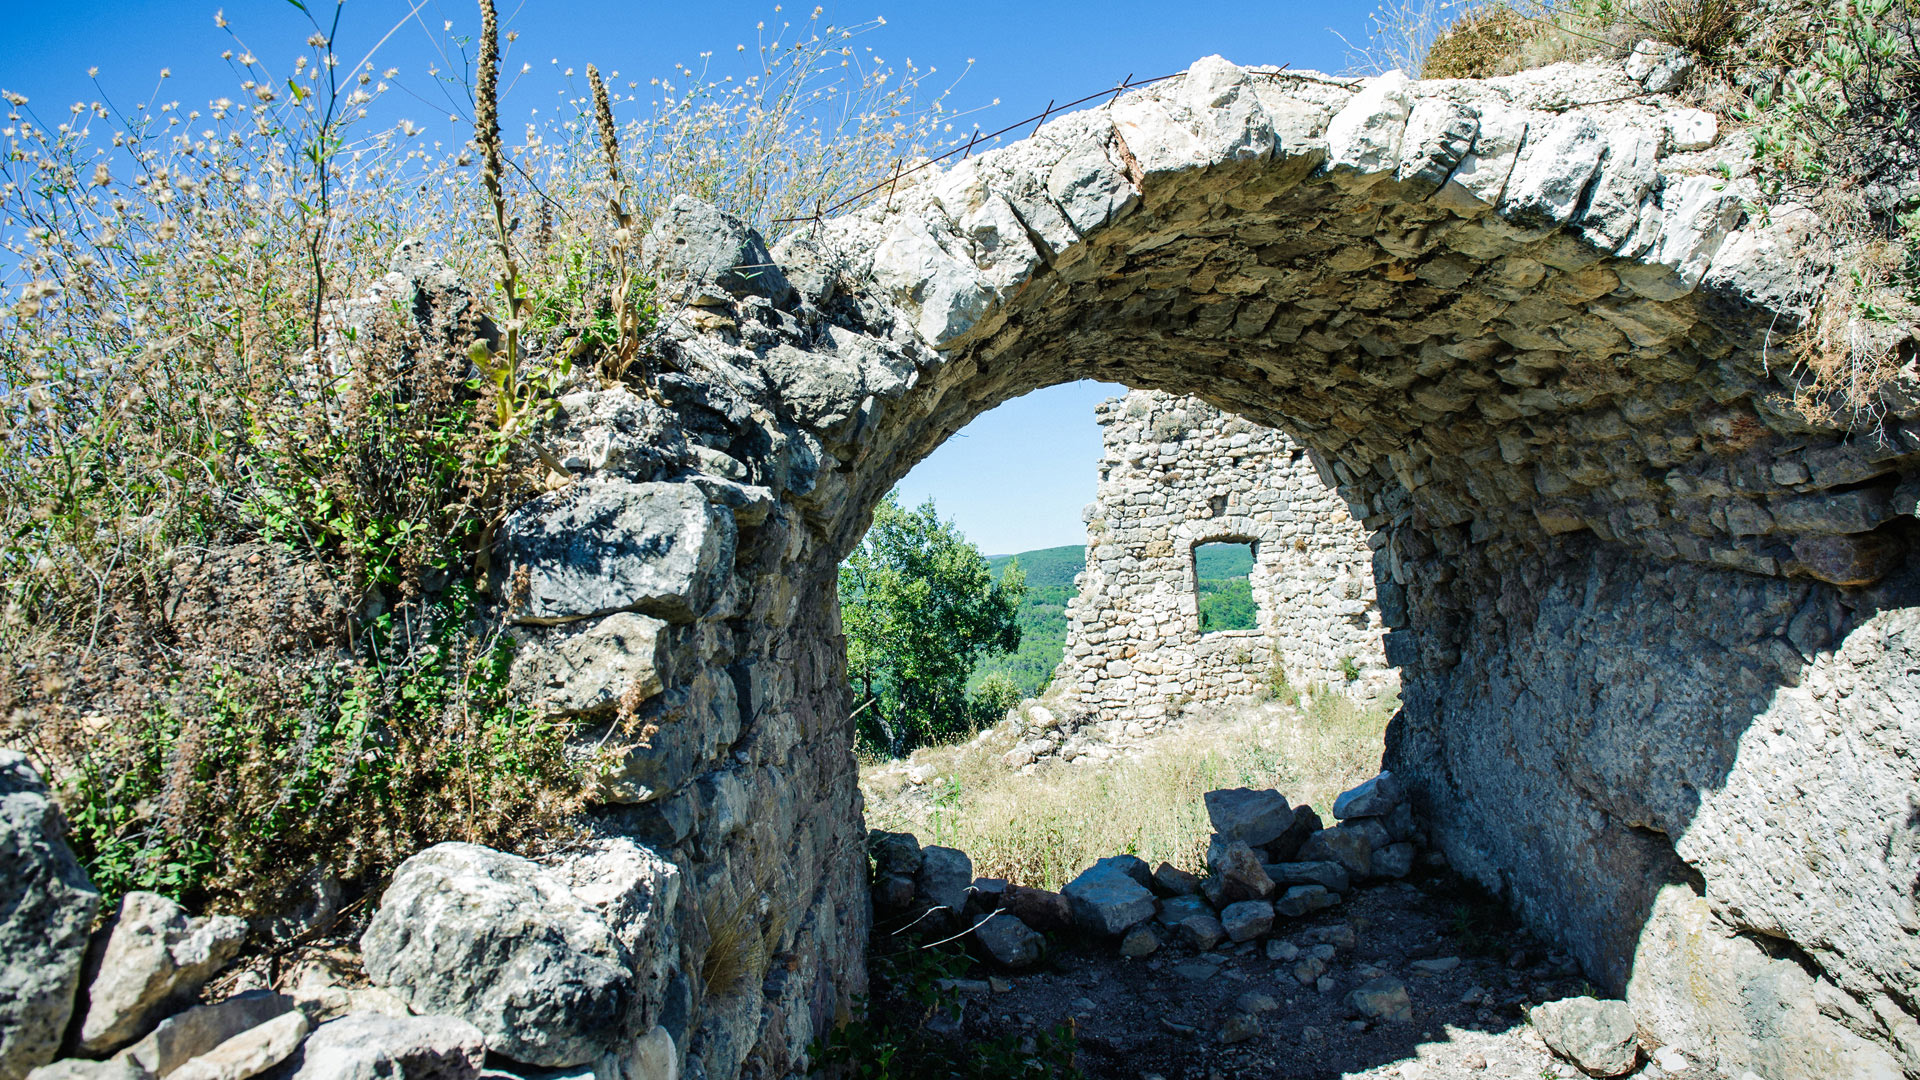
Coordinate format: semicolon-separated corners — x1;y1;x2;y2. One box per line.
1056;389;1392;731
298;55;1920;1080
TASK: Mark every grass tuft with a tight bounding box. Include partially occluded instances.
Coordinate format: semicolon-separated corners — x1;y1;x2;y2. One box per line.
863;693;1397;891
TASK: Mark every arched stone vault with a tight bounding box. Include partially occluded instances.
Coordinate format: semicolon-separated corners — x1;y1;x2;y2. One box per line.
497;56;1920;1080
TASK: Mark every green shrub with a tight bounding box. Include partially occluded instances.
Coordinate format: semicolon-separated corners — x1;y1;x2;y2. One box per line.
43;584;586;918
841;493;1026;758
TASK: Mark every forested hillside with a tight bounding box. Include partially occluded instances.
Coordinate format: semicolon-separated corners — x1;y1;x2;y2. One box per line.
973;542;1259;696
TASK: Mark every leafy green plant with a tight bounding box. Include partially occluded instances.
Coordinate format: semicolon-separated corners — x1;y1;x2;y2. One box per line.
841;493;1027;758
1;0;970;925
51;583;585;917
1735;0;1920;425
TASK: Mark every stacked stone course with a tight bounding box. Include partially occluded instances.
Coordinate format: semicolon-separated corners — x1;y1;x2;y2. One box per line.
1055;390;1392;731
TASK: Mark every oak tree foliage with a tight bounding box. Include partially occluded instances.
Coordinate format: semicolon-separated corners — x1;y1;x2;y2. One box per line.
839;493;1026;757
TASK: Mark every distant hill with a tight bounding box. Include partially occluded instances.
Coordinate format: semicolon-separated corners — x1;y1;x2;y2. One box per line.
988;541;1253;584
973;540;1257;697
986;545;1085;588
1194;542;1254;580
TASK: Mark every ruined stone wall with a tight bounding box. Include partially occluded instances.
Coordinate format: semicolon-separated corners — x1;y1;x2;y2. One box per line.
326;55;1920;1080
1055;390;1391;730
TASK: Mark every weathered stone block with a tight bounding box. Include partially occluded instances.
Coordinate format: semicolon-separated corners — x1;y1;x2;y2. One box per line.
0;752;100;1080
499;480;736;625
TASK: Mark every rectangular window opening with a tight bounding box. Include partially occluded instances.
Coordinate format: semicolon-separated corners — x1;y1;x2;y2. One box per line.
1195;541;1257;633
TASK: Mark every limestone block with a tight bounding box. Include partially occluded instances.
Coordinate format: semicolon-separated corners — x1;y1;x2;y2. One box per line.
1324;72;1412;175
123;992;295;1080
166;1012;309;1080
1500;114;1606;232
0;751;100;1080
645;195;793;304
1530;997;1639;1077
968;913;1044;970
500;480;736;625
284;1012;487;1080
1220;900;1275;942
361;844;643;1067
1061;862;1157;937
511;613;668;718
73;893;248;1057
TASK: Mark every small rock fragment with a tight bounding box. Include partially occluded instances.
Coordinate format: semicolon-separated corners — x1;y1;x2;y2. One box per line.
1373;842;1416;879
1347;977;1414;1023
1218;1014;1262;1045
1530;996;1641;1077
1295;827;1373;879
1151;862;1201;897
1331;772;1404;820
285;1012;487;1080
1293;955;1329;986
1220;900;1275;943
1274;884;1339;917
1235;992;1280;1015
1264;861;1350;894
1061;861;1158;937
1000;884;1073;932
1205;840;1276;904
1119;926;1160;958
1299;923;1356;951
1176;916;1227;951
969;913;1044;970
123;992;296;1079
166;1012;310;1080
24;1062;145;1080
915;846;973;925
1204;789;1295;847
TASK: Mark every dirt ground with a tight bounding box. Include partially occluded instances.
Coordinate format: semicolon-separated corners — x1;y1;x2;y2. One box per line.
908;874;1728;1080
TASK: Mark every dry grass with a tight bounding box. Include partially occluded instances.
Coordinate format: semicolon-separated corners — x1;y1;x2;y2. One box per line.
1789;227;1920;427
862;692;1397;893
0;3;971;925
1423;6;1552;78
699;868;788;999
1632;0;1749;61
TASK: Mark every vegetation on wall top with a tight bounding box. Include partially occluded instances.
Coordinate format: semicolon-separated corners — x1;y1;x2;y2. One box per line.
0;0;964;920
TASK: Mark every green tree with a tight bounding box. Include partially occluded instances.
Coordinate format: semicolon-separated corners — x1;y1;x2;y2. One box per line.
1198;577;1257;632
840;493;1026;757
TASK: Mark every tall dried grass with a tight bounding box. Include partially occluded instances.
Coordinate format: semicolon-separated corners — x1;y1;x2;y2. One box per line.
863;694;1396;892
0;2;970;922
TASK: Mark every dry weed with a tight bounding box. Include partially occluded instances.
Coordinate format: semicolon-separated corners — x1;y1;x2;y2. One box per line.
1423;6;1549;78
0;2;971;924
863;693;1397;892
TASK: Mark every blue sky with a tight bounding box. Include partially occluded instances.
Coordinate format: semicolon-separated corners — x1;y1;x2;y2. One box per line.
0;0;1382;555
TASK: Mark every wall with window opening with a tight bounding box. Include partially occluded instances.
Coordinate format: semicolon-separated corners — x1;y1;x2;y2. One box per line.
1053;390;1394;735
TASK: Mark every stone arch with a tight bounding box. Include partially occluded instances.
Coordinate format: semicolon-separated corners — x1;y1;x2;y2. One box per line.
495;56;1920;1080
